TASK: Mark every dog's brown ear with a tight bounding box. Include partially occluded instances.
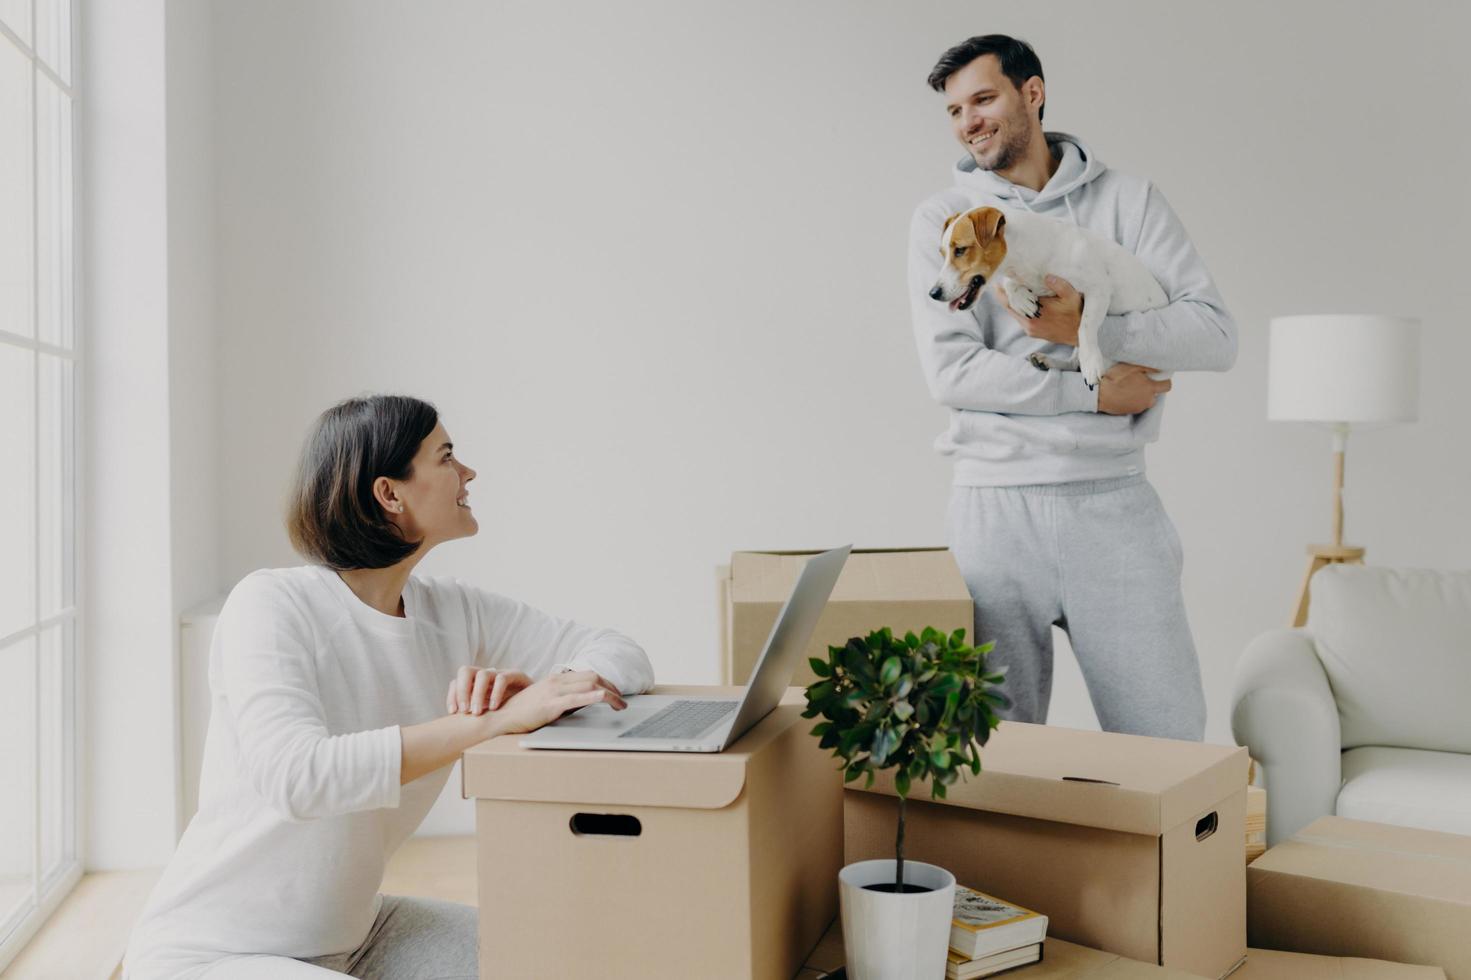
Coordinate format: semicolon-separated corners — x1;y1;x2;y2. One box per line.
974;207;1006;243
942;212;961;236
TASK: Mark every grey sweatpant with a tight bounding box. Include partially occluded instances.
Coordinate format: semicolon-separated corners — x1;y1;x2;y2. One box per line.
947;475;1206;740
188;895;477;980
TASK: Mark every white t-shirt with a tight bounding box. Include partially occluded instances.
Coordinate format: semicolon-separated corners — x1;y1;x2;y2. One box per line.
123;564;654;979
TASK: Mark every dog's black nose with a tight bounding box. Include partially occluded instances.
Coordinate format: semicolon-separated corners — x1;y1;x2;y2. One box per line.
928;285;944;300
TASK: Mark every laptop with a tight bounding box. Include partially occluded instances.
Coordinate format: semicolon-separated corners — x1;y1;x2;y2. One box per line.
520;545;850;752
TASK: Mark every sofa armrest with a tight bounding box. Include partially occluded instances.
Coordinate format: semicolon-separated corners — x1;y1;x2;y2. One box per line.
1230;628;1341;845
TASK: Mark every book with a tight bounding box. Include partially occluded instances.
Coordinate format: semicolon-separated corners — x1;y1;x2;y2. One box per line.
946;943;1042;979
949;884;1048;959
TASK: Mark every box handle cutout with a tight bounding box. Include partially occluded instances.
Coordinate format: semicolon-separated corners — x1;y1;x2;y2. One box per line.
1195;812;1218;842
570;813;642;838
1061;776;1120;786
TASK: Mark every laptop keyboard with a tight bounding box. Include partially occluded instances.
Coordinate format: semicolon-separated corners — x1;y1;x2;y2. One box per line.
619;700;738;740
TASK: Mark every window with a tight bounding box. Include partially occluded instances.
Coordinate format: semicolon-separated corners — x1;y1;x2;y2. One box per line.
0;0;79;969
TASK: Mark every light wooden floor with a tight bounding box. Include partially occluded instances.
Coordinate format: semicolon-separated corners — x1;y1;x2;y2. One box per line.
2;836;476;980
3;869;159;980
380;835;477;906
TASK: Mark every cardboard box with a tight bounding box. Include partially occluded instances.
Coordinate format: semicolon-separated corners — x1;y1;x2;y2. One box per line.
1248;816;1471;979
1234;949;1446;979
719;547;973;687
799;916;1444;980
845;722;1249;979
462;687;842;980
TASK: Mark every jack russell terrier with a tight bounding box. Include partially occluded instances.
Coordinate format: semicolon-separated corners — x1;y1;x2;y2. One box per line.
928;205;1169;388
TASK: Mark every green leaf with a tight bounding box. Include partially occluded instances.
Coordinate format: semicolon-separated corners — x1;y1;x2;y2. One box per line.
942;688;960;726
892;700;914;722
930;747;950;769
871;727;898;766
806;680;835;703
895;768;911;798
950;627;967;648
808;657;832;678
880;656;902;687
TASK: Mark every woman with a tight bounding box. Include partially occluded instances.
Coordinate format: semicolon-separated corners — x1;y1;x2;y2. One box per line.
123;395;655;979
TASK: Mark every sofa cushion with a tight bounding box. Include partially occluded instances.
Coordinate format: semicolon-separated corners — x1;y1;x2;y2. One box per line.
1308;565;1471;753
1337;746;1471;836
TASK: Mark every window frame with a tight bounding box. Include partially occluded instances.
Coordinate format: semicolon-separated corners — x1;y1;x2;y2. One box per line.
0;0;83;971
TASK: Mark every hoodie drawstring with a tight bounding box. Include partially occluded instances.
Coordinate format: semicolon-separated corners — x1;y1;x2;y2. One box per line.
1064;192;1078;225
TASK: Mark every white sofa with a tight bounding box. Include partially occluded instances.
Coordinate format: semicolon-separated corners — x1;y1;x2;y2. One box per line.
1231;565;1471;845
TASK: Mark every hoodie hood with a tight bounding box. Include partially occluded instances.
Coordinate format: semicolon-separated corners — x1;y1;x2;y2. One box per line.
953;131;1106;221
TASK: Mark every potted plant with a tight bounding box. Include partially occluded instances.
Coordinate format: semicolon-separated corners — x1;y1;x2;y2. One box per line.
804;626;1007;980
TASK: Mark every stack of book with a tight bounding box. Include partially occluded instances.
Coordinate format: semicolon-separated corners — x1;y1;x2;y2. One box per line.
946;885;1048;979
1245;785;1267;863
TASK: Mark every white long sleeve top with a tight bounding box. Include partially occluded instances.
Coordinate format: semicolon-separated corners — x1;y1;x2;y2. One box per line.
123;564;654;980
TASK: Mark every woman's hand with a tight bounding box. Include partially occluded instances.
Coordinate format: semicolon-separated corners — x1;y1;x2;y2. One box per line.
446;666;535;716
481;670;629;737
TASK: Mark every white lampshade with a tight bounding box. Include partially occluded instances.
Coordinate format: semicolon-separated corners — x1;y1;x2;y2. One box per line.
1268;315;1420;424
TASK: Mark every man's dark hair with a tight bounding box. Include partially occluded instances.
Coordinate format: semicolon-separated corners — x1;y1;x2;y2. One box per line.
927;34;1045;122
287;394;439;570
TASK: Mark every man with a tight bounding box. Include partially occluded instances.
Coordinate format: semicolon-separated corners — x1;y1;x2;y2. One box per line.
909;35;1236;739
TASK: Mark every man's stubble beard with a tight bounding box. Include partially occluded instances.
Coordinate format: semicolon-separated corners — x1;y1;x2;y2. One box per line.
974;111;1034;173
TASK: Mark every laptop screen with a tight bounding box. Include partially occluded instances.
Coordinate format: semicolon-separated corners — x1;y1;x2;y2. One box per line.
719;545;851;749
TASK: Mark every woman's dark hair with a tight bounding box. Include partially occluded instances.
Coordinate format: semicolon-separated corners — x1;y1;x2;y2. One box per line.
927;34;1046;122
287;394;439;570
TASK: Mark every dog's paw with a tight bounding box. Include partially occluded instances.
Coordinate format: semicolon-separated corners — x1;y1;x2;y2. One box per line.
1078;348;1108;389
1008;286;1040;319
1030;352;1079;373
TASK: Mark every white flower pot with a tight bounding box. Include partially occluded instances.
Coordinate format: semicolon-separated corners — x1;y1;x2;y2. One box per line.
839;858;956;980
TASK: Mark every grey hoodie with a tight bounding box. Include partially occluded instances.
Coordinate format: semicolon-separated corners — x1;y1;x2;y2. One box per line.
908;132;1236;485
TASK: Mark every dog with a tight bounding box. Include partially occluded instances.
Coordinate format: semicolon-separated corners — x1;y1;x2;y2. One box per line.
928;205;1168;388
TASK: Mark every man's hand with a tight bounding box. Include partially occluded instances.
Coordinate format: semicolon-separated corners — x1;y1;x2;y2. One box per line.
1098;363;1171;415
997;275;1083;346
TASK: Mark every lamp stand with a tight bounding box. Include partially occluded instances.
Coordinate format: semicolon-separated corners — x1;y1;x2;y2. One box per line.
1291;424;1365;627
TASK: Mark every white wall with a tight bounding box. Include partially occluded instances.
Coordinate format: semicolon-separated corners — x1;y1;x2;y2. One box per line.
165;0;220;835
202;1;1471;830
80;0;221;868
82;0;179;868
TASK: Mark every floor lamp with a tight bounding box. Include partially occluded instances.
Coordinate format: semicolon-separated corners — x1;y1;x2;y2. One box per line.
1268;314;1420;627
